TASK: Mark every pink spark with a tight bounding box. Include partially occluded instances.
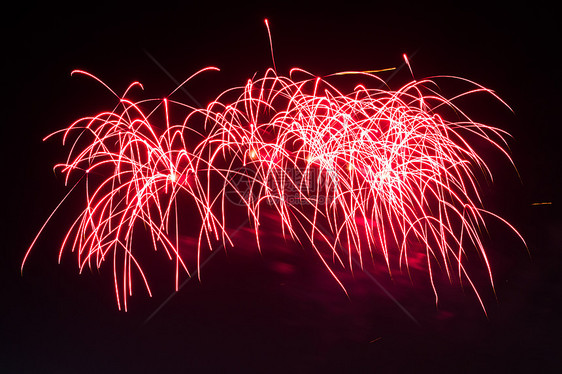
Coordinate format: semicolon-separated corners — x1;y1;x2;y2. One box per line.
23;62;524;313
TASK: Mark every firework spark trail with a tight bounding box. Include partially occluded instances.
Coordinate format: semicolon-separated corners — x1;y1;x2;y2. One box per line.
199;68;524;310
23;69;230;310
23;63;524;312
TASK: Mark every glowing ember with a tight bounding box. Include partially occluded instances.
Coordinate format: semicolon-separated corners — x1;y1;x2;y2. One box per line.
23;58;524;312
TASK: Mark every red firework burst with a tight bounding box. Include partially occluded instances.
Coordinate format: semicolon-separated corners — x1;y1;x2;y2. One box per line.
23;55;524;312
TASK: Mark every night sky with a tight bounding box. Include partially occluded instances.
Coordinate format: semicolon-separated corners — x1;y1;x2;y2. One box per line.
2;1;561;372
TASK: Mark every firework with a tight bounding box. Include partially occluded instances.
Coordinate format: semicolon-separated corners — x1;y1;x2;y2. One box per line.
23;60;523;312
198;67;524;310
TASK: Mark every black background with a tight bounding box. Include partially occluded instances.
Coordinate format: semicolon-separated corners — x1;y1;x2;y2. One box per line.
2;1;560;372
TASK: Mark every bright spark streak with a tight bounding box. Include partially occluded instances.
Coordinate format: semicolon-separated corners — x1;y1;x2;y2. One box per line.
23;60;524;313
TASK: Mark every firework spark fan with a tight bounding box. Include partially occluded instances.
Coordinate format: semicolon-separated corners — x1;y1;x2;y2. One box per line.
23;58;523;312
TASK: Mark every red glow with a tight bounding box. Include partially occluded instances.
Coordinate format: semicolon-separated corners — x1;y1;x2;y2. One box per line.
23;63;524;312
